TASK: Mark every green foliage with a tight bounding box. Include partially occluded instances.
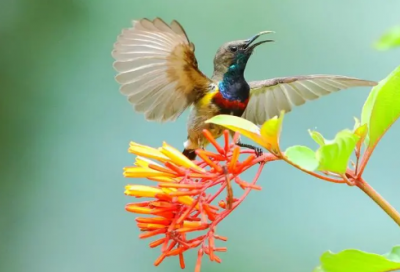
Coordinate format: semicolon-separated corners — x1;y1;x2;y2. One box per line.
206;111;285;154
285;129;359;174
205;114;260;134
259;111;284;154
361;65;400;149
285;145;319;171
375;26;400;50
309;130;325;146
314;246;400;272
314;130;359;174
205;114;266;147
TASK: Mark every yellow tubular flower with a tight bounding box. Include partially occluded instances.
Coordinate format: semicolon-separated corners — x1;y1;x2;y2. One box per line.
129;142;170;163
159;142;205;172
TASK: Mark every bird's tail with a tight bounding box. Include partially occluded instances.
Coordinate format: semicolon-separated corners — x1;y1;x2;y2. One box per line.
182;149;197;160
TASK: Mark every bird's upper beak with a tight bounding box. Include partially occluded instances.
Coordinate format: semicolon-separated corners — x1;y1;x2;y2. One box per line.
244;31;274;51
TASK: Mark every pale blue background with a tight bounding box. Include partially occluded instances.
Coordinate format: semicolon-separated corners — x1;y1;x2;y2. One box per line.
1;0;400;271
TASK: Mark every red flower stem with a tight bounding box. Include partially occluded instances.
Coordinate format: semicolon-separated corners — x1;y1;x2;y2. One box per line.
172;236;191;249
206;183;227;204
223;130;230;153
212;163;265;226
222;166;233;209
191;172;238;218
202;129;225;155
354;150;361;176
207;173;240;198
200;171;245;209
176;198;200;225
195;249;203;272
357;178;400;227
190;163;265;257
195;158;268;217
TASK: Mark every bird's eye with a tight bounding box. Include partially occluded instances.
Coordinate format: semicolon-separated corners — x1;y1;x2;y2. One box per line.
229;46;238;52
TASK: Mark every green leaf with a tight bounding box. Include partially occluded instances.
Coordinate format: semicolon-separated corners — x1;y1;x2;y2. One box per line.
315;130;359;174
354;123;368;152
285;145;319;171
206;112;286;154
314;246;400;272
205;115;265;147
309;130;325;146
383;246;400;263
259;111;285;154
361;65;400;149
353;117;361;131
375;25;400;51
361;85;379;146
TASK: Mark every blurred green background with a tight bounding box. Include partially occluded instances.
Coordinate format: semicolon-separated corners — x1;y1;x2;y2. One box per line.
1;0;400;271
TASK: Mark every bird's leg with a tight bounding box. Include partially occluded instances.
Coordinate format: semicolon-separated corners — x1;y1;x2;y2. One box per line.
236;140;263;157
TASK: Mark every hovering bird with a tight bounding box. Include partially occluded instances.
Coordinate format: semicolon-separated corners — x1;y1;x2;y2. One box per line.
112;18;377;160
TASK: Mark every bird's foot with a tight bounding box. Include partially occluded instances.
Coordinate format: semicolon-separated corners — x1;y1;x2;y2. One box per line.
236;141;263;159
254;147;263;158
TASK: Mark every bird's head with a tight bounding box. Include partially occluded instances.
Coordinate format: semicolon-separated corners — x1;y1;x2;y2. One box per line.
212;31;274;79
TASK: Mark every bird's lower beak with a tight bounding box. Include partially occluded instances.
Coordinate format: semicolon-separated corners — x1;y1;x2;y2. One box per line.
244;31;274;50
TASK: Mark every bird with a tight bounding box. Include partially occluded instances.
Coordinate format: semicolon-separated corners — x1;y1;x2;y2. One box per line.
112;18;377;160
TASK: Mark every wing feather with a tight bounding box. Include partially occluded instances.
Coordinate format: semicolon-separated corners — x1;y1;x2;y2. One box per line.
112;18;211;122
281;84;306;106
243;75;377;125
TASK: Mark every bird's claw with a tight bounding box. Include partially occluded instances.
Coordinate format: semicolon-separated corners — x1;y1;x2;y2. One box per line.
254;147;263;164
254;147;263;157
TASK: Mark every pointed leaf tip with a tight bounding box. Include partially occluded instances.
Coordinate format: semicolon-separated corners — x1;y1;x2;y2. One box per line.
353;117;361;132
260;110;285;154
309;130;325;146
361;65;400;151
354;123;368;154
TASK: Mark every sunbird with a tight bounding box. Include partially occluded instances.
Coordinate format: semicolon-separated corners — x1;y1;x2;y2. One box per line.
112;18;377;160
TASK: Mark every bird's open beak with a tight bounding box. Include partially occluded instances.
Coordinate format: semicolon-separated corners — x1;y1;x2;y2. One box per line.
244;31;274;50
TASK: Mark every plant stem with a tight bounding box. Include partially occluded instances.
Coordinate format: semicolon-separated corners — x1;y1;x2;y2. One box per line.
357;149;373;178
357;178;400;227
280;155;346;184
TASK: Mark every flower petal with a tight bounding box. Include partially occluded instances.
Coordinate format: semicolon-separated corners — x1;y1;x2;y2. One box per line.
124;167;175;178
125;205;153;214
125;185;164;198
161;187;198;208
147;176;179;182
135;156;162;168
159;142;205;172
182;221;203;229
129;142;170;162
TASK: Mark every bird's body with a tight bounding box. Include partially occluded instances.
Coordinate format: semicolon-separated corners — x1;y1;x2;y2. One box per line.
184;61;253;158
112;18;377;160
185;83;248;157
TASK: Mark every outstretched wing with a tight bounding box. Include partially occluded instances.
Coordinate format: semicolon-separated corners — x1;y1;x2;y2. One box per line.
242;75;377;125
112;18;211;122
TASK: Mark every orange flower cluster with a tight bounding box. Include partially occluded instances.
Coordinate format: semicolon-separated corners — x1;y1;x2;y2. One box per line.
123;130;277;271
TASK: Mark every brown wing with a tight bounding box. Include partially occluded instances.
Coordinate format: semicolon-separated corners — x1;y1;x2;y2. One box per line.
242;75;377;125
112;18;211;122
